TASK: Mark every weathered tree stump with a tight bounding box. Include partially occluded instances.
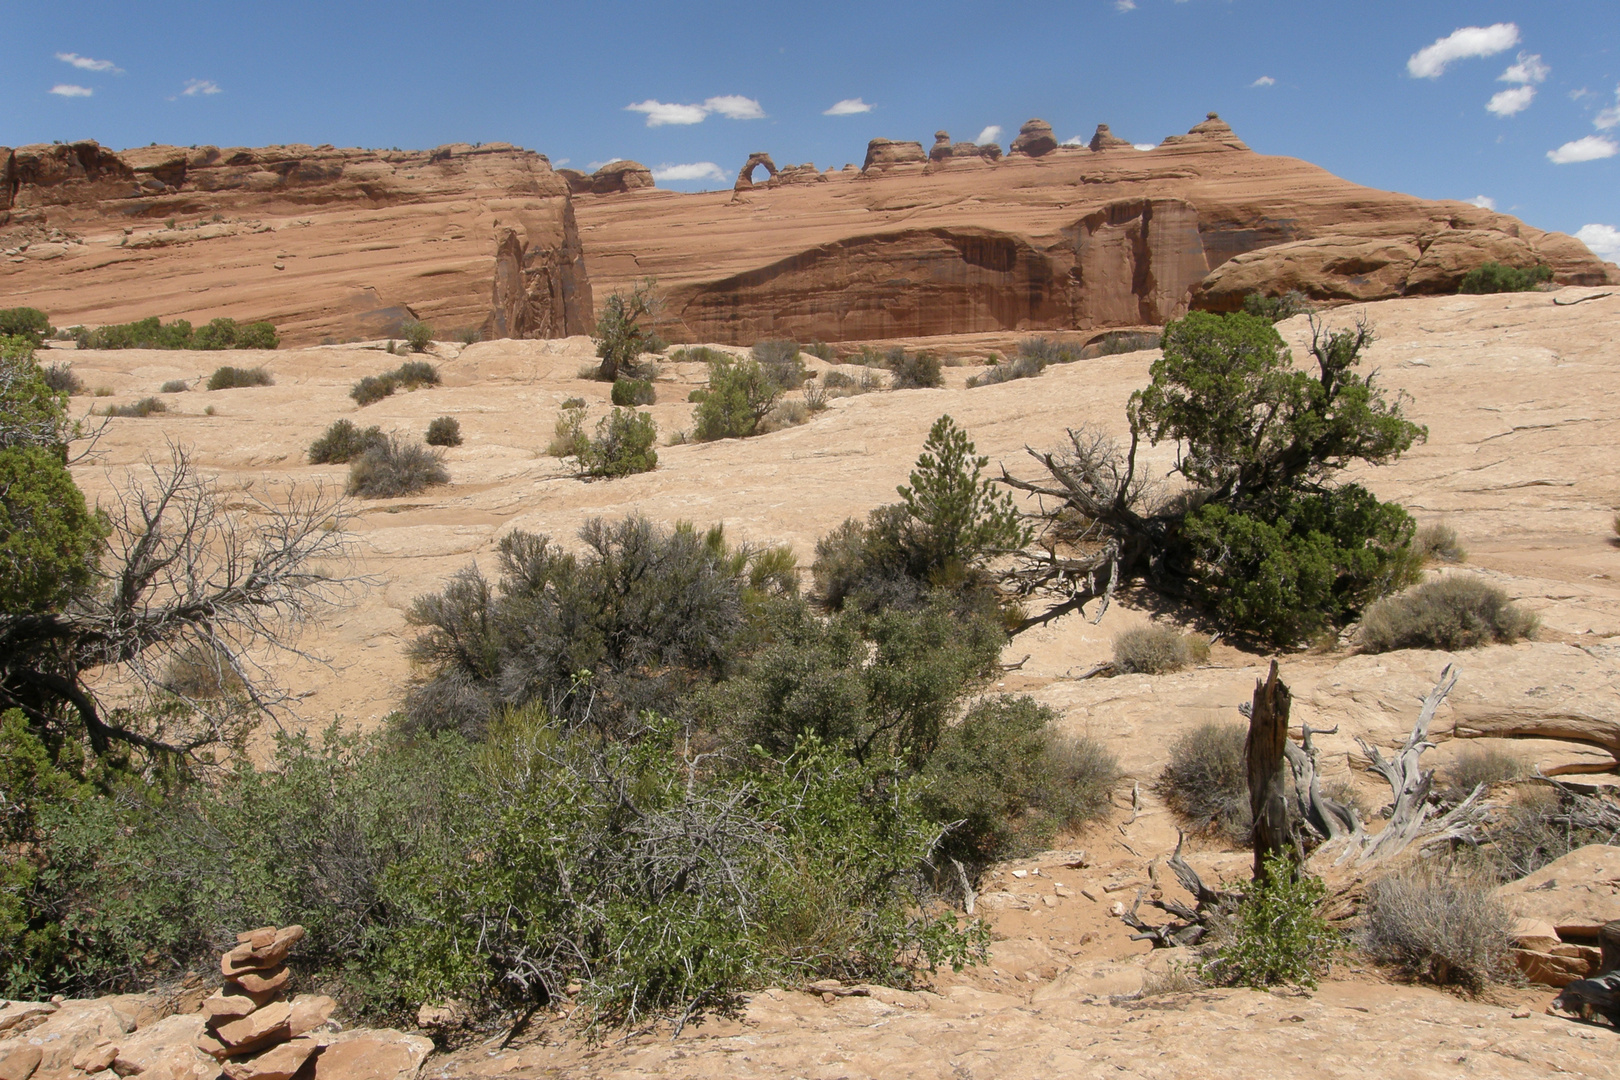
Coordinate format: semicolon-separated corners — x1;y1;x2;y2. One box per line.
1247;660;1293;881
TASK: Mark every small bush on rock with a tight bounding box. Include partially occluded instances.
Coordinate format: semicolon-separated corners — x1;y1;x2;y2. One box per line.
401;320;434;353
350;360;439;406
1361;862;1514;993
0;308;53;345
751;339;806;389
206;365;274;391
159;379;189;394
580;408;658;478
308;419;386;464
1241;291;1313;322
1441;745;1527;803
193;318;279;351
887;348;943;390
425;416;462;447
1459;262;1553;294
1415;522;1466;563
694;357;783;441
347;435;449;498
967;354;1042;388
611;377;656;406
1155;722;1250;843
1210;853;1335;989
105;396;167;418
40;363;84;396
1359;576;1537;653
1112;626;1208;674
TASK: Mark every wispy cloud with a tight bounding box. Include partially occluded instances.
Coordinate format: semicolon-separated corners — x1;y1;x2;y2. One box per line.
824;97;872;116
975;125;1002;145
1499;52;1548;85
1466;195;1496;210
1595;86;1620;130
1133;143;1156;151
182;79;221;96
1547;135;1618;164
1576;224;1620;263
651;162;727;183
1407;23;1519;79
625;95;764;127
587;158;624;171
1250;75;1276;88
1487;85;1535;117
49;84;92;97
55;51;121;74
1115;0;1135;11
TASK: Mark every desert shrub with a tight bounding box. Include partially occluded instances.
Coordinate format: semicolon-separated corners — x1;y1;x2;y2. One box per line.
547;401;589;458
350;361;438;406
1483;787;1616;881
694;357;783;441
0;308;53;345
1359;576;1537;653
159;379;189;394
1241;291;1313;322
40;363;84;395
751;339;806;389
887;349;943;390
1087;330;1162;357
393;360;439;387
424;416;462;447
75;316;278;351
761;399;809;432
670;345;729;364
347;435;449;498
805;341;835;362
579;408;658;478
0;447;104;616
194;318;279;351
454;326;482;345
1360;862;1514;993
610;377;656;406
1016;337;1081;367
206;365;274;391
920;696;1118;865
105;396;168;418
1415;522;1467;563
822;370;856;389
966;354;1042;388
1210;853;1335;988
308;419;386;465
1441;745;1528;803
593;281;660;381
1458;262;1553;294
1155;722;1250;843
803;382;829;413
1112;625;1207;674
160;643;246;699
401;320;434;353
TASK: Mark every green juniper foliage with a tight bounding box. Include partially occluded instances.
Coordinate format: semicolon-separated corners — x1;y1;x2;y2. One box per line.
1210;851;1336;988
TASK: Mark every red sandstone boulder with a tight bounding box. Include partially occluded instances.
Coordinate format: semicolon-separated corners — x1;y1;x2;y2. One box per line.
1088;124;1133;152
588;161;653;194
1009;119;1058;157
311;1030;433;1080
862;139;927;172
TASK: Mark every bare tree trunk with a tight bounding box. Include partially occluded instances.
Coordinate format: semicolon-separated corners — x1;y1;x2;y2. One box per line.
1247;660;1293;881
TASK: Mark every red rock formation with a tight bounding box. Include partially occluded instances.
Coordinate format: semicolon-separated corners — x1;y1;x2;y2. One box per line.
1160;112;1249;151
586;161;654;194
1088;124;1134;152
862;139;927;172
1009;119;1058;157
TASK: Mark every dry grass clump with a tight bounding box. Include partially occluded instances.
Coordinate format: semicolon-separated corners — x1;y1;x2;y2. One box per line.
351;360;440;406
1415;522;1467;563
160;643;246;699
105;396;168;418
1153;722;1250;844
758;399;809;434
1360;861;1516;994
160;379;190;394
1112;625;1209;674
347;435;449;498
967;353;1042;388
1486;786;1616;882
1440;745;1528;803
547;401;589;458
1360;576;1537;653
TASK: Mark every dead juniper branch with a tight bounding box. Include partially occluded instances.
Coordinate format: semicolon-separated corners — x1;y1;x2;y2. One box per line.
1121;831;1241;948
0;443;358;758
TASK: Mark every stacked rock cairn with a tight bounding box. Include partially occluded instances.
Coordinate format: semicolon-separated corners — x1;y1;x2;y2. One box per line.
195;926;335;1080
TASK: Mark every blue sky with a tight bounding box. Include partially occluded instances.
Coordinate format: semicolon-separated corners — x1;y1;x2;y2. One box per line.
4;1;1617;259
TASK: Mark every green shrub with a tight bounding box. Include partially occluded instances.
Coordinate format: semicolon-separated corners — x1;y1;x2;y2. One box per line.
350;361;438;407
347;435;449;498
610;377;656;406
887;349;943;390
966;354;1042;388
105;396;168;418
580;408;658;478
193;318;280;351
1154;722;1251;843
805;341;835;362
1241;291;1313;322
159;379;190;394
1359;576;1537;653
40;363;84;396
401;320;434;353
350;374;396;407
752;339;806;389
1112;626;1207;674
0;308;53;345
206;365;274;391
920;696;1118;864
393;360;439;387
1415;522;1466;563
74;316;278;350
0;447;104;614
822;370;856;390
593;281;660;381
547;402;589;458
1210;853;1335;988
308;419;386;464
425;416;462;447
1016;337;1081;366
454;326;482;345
671;345;730;364
1360;862;1514;993
1458;262;1553;294
694;357;783;441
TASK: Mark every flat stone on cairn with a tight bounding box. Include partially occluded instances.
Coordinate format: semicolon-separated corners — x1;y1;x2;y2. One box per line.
195;925;335;1077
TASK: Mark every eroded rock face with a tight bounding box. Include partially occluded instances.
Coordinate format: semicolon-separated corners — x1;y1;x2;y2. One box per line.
483;203;593;340
1009;119;1058;157
862;139;927;172
1088;124;1133;152
586;161;653;194
1160;112;1251;150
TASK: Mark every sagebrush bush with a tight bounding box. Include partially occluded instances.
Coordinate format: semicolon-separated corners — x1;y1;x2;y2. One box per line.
823;370;856;389
1211;853;1335;989
1441;745;1527;803
1241;291;1313;322
105;396;167;418
751;339;806;389
401;320;434;353
1359;576;1537;653
350;361;438;406
671;345;730;364
393;360;439;387
579;408;658;478
160;643;246;699
351;374;395;406
1112;626;1207;674
1361;862;1515;993
761;399;809;432
206;365;274;391
805;341;835;362
159;379;190;394
694;357;783;441
887;348;943;390
921;696;1118;865
40;363;84;395
425;416;462;447
967;354;1042;388
1016;337;1082;367
1459;262;1553;294
1415;522;1466;563
74;316;278;351
308;419;386;464
455;326;482;345
547;402;589;458
347;435;449;498
610;377;656;406
1483;786;1612;882
1155;722;1251;843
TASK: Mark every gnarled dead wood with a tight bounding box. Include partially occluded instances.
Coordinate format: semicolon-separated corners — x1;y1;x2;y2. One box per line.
1248;660;1294;879
1451;705;1620;765
1283;722;1362;841
1121;832;1240;948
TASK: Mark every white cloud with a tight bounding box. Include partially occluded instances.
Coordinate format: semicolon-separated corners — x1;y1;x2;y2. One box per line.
1571;88;1592;101
1487;85;1535;117
182;79;221;96
975;125;1002;145
49;84;92;97
1133;143;1156;151
553;157;570;167
1500;52;1549;85
1407;23;1519;79
625;100;709;126
587;158;624;171
1061;136;1085;147
1115;0;1135;10
703;94;764;120
824;98;872;116
1250;75;1276;88
1466;195;1496;210
1595;86;1620;130
1576;224;1620;263
651;162;727;183
1547;135;1618;164
55;52;121;74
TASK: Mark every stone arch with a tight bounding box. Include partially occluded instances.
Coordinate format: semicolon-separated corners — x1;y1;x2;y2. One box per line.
734;152;778;191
